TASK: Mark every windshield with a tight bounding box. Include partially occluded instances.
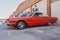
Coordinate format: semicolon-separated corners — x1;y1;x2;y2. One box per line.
14;12;43;17
18;13;33;17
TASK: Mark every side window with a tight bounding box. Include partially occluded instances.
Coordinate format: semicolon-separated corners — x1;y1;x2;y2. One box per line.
34;13;39;16
28;13;33;17
39;13;43;16
33;13;43;17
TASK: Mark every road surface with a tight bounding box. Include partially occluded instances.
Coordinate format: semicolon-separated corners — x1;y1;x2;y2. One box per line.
0;24;60;40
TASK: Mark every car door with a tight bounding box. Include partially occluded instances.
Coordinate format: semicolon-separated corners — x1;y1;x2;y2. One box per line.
33;16;43;25
30;16;41;26
28;13;42;26
26;16;40;26
38;16;49;25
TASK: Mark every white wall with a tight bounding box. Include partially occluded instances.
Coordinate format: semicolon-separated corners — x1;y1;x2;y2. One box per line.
32;0;47;16
52;1;60;26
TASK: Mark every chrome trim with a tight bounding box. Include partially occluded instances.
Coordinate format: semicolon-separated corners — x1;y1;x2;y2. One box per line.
6;21;16;24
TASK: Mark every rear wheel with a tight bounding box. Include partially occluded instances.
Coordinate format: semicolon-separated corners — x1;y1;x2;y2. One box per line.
17;21;27;30
48;22;55;26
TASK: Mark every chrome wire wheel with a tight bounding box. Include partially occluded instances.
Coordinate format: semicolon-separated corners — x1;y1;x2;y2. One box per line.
48;22;55;26
17;21;26;29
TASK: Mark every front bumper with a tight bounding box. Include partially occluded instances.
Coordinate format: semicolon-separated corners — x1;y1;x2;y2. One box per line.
6;21;16;26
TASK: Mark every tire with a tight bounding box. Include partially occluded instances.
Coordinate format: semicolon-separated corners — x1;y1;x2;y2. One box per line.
48;22;55;26
17;21;27;30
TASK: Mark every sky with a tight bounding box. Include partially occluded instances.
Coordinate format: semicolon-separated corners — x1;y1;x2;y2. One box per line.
0;0;24;19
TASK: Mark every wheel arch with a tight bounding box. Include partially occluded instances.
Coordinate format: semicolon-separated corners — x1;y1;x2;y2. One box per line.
16;20;28;26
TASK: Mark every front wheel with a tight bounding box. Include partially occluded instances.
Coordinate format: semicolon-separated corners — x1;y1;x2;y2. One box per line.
16;21;27;30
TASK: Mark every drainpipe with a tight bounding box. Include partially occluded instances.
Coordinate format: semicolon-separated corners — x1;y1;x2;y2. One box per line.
47;0;51;17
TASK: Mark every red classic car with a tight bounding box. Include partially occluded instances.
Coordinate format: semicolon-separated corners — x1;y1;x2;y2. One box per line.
7;12;57;29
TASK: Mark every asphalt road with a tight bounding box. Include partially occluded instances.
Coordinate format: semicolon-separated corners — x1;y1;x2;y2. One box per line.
0;24;60;40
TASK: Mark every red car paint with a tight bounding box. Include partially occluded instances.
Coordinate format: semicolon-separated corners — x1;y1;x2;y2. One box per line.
7;16;57;27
